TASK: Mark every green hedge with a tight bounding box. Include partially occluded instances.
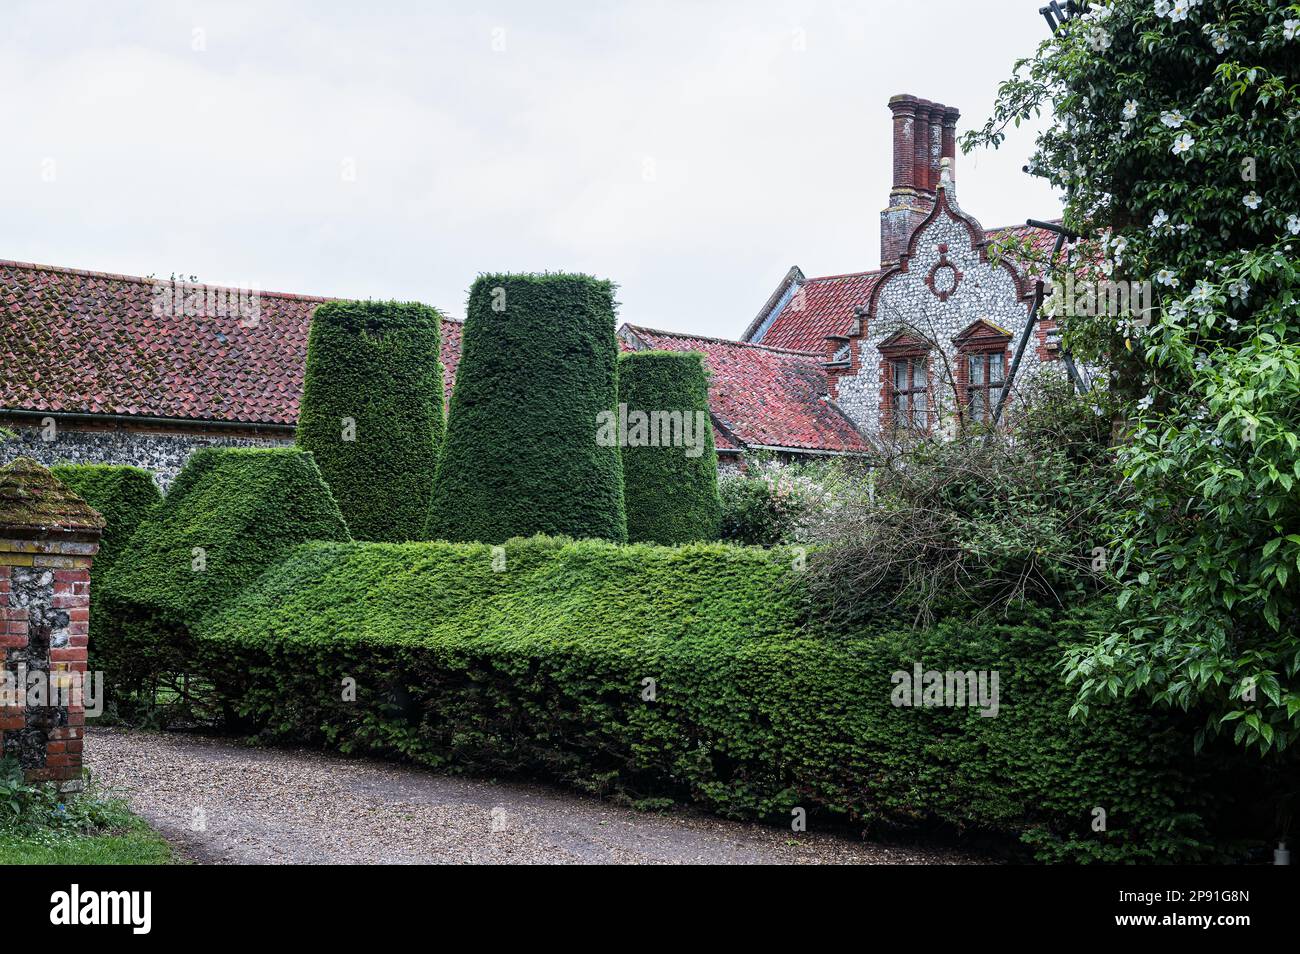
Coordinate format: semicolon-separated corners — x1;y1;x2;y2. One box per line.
49;464;163;709
296;300;445;542
426;274;626;543
617;351;720;544
195;536;1234;862
99;448;350;700
49;464;161;574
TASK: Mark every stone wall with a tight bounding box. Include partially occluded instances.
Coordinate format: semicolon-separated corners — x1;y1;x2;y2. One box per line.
0;419;294;490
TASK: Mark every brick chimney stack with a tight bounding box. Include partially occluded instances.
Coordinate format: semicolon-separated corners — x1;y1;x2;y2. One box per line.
880;95;960;266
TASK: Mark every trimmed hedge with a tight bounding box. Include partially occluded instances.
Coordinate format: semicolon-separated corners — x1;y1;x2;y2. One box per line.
195;537;1235;862
99;448;350;698
617;351;721;544
425;274;626;543
49;464;163;710
296;299;445;542
49;464;161;574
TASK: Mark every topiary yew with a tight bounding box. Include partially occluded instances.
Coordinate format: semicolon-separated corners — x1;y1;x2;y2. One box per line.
426;273;626;543
617;350;720;543
297;299;445;542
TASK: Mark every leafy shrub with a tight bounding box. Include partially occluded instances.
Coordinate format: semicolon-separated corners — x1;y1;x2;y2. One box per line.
426;274;626;543
99;447;350;708
296;299;445;542
49;464;160;574
717;456;857;546
617;351;720;543
195;536;1241;862
969;0;1300;754
0;759;134;835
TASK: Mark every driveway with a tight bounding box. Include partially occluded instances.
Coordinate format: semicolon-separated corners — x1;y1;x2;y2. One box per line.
86;727;987;865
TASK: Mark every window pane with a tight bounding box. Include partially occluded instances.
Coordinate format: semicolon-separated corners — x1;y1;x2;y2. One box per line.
971;389;986;422
969;353;984;385
990;353;1005;384
913;360;927;388
894;361;907;390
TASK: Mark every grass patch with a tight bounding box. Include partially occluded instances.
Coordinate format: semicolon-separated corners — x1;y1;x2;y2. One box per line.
0;816;176;865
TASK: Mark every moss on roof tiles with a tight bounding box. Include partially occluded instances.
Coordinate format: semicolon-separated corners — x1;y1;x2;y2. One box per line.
0;457;106;534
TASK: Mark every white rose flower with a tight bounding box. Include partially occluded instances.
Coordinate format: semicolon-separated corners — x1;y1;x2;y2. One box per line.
1169;0;1191;22
1152;209;1170;229
1156;269;1179;287
1284;19;1299;41
1243;191;1261;210
1160;109;1185;128
1122;99;1138;119
1211;32;1230;54
1154;0;1171;16
1286;214;1300;235
1171;132;1195;156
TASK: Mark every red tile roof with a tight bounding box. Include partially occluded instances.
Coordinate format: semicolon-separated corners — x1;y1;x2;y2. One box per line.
620;325;870;455
751;224;1058;354
0;259;460;427
758;270;882;353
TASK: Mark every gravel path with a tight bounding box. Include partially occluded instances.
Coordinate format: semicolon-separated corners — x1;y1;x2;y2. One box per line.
86;727;988;865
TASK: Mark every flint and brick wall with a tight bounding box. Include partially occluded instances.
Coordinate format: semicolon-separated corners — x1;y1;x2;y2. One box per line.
0;536;97;786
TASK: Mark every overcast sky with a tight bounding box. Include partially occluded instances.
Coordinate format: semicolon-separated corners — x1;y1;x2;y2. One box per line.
2;0;1061;339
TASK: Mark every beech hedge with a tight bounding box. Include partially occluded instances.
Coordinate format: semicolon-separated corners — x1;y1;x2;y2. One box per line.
194;536;1236;862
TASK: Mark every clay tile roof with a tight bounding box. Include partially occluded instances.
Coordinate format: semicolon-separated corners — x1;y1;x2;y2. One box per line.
0;259;459;426
0;457;105;538
621;325;869;455
756;270;882;353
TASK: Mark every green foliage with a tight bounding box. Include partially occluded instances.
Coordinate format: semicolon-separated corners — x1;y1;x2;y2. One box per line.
49;464;163;709
99;447;350;703
0;760;135;835
297;299;445;542
718;472;810;546
49;464;161;574
426;274;626;543
195;536;1240;862
617;351;720;543
969;0;1300;752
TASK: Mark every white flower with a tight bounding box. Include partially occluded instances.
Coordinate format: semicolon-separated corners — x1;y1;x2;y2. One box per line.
1088;27;1112;50
1169;0;1191;22
1190;280;1212;301
1284;19;1299;41
1229;279;1250;301
1243;191;1261;210
1122;99;1138;120
1152;209;1170;229
1172;132;1195;156
1156;269;1179;287
1210;32;1230;54
1154;0;1171;16
1137;394;1155;411
1160;109;1185;128
1286;214;1300;235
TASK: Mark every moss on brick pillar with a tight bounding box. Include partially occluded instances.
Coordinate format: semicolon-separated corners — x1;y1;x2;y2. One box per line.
0;458;104;786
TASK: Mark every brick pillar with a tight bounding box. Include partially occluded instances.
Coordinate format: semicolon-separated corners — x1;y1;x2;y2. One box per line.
0;458;103;789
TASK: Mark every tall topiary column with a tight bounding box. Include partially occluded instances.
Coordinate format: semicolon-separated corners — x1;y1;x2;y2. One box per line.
617;351;721;544
297;300;444;542
426;273;626;543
